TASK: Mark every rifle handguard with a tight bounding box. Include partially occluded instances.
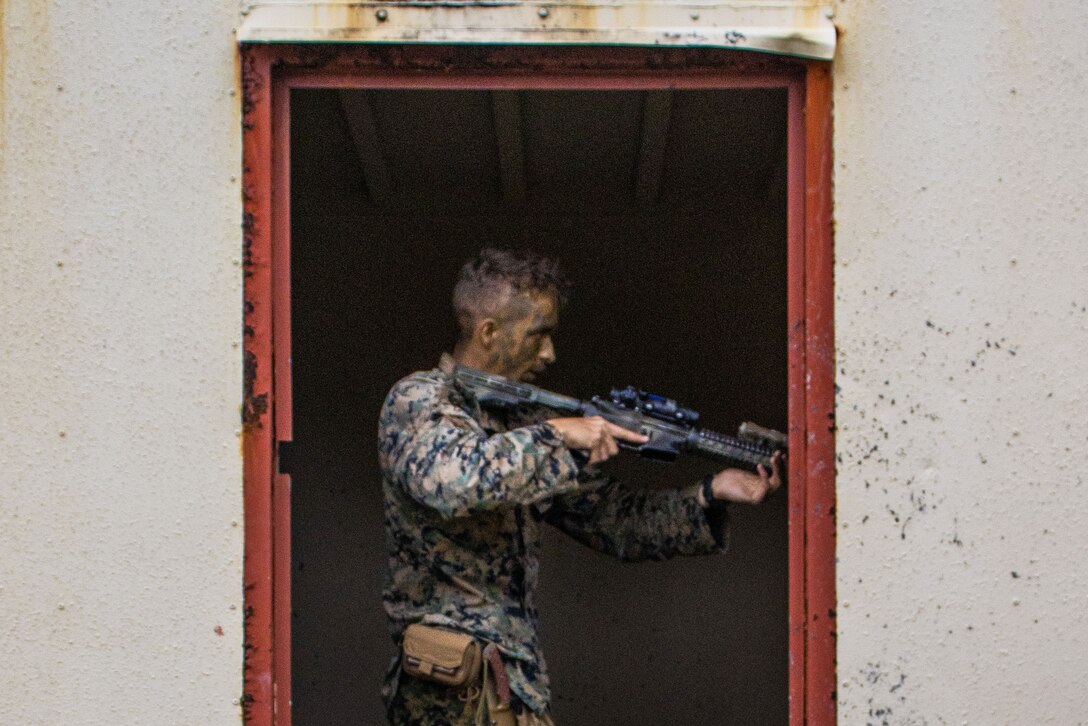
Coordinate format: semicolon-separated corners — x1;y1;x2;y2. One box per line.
453;363;786;473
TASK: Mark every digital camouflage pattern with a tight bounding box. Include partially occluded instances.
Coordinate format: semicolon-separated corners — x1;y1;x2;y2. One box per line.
379;355;728;720
385;675;479;726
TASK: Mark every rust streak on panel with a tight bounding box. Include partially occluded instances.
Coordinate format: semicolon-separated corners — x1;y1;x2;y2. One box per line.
235;1;838;59
254;44;805;83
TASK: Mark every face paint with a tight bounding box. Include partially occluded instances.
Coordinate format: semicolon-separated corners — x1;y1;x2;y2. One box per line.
491;292;558;382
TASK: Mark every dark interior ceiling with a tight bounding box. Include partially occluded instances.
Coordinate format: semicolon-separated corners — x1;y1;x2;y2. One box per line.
293;88;787;217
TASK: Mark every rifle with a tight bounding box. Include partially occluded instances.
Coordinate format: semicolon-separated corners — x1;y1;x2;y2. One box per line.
453;364;787;474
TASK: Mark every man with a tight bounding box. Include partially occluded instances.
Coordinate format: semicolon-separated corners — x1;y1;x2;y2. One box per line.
379;248;781;725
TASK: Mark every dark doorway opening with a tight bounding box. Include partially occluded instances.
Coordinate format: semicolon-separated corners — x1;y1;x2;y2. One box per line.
288;86;789;725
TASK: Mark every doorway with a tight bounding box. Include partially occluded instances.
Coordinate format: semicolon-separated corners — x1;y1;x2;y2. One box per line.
291;85;788;724
240;45;835;726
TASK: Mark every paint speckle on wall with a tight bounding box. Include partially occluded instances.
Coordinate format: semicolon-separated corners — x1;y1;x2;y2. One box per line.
834;1;1088;723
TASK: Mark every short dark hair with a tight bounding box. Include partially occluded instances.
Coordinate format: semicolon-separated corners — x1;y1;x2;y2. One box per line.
452;248;571;342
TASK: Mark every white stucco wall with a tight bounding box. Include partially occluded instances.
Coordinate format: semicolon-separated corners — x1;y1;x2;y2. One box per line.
834;1;1088;723
4;0;1088;723
0;2;244;724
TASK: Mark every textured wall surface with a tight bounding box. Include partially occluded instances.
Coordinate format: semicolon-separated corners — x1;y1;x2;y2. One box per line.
0;1;244;724
834;2;1088;723
5;0;1088;723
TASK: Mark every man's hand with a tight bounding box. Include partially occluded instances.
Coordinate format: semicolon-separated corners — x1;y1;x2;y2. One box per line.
707;450;784;505
546;416;649;465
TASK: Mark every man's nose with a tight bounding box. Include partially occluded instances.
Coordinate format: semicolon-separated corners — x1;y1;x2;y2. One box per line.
539;336;556;364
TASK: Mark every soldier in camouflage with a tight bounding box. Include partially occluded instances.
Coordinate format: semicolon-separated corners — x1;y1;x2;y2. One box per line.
379;249;782;725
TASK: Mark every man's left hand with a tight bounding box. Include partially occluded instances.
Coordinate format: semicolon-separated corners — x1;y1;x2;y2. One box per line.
706;450;784;506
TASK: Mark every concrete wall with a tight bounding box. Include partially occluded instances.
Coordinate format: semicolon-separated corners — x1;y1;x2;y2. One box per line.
833;1;1088;723
4;0;1088;723
0;2;244;724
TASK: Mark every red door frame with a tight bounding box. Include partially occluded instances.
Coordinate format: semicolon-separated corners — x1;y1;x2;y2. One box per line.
241;44;835;726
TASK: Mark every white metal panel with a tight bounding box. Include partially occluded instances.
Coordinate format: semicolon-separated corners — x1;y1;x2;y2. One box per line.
0;0;244;723
834;2;1088;724
237;0;835;60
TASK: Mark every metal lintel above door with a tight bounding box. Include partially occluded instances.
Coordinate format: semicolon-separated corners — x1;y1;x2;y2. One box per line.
237;1;836;60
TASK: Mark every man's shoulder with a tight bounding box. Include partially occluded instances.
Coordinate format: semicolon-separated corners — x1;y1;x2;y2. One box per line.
389;368;444;394
384;368;445;407
380;366;463;424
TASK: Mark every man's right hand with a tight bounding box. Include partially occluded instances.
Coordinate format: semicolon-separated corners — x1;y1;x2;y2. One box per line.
546;416;649;465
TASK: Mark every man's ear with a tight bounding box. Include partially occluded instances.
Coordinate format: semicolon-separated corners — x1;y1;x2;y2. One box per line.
476;318;499;349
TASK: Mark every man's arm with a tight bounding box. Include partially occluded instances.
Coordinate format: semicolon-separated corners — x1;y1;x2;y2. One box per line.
379;376;582;518
540;474;727;562
540;452;783;562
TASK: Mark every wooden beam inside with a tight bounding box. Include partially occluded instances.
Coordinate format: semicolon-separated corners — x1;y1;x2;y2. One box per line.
492;91;526;206
635;90;673;205
338;89;394;207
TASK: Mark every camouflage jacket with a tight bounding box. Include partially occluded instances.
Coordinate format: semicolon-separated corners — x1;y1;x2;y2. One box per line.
378;355;728;714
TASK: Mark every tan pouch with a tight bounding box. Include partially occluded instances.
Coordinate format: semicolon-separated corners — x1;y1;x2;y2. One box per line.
401;623;483;688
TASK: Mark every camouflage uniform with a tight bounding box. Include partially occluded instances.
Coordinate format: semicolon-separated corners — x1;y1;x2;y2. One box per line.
379;354;728;723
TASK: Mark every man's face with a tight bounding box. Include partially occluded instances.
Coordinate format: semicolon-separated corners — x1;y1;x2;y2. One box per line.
489;291;558;382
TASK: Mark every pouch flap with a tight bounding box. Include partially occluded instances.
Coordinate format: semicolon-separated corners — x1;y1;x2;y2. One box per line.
403;623;476;669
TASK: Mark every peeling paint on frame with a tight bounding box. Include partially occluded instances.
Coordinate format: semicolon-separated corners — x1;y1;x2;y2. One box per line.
241;43;277;726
